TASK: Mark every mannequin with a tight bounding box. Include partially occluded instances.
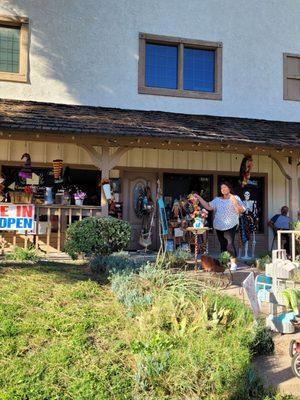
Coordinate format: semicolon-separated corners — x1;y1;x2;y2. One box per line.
239;191;258;259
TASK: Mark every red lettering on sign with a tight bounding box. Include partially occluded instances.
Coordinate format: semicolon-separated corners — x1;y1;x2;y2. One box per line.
16;205;21;217
0;205;8;217
22;206;33;218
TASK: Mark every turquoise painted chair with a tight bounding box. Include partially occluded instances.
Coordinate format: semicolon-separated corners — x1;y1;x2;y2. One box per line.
255;274;273;305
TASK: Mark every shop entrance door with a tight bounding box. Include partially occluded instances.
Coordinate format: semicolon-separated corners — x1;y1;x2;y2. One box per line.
123;171;158;251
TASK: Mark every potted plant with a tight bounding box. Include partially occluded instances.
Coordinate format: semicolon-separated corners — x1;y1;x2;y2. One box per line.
74;190;86;206
218;251;231;270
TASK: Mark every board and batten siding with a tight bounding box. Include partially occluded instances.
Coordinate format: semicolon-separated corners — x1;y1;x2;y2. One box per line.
0;139;293;222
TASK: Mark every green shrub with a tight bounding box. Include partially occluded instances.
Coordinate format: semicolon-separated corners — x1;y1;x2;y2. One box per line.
110;261;256;398
110;262;188;315
204;290;254;329
255;253;272;271
281;288;300;314
5;245;39;262
164;249;191;269
263;395;299;400
109;260;291;399
291;221;300;257
249;321;274;356
218;251;231;268
128;290;257;399
64;217;131;259
109;260;294;399
90;253;144;274
110;268;154;314
292;266;300;282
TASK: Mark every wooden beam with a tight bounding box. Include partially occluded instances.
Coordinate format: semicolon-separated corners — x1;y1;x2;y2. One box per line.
269;154;292;179
78;144;102;169
101;147;110;217
109;147;129;169
269;155;299;221
289;158;299;222
77;145;129;216
79;144;129;169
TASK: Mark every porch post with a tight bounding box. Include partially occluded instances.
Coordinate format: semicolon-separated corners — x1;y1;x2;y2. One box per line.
289;158;299;222
270;155;299;222
101;147;110;217
78;144;129;218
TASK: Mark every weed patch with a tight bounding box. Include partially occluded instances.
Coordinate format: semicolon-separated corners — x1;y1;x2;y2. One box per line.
5;245;39;262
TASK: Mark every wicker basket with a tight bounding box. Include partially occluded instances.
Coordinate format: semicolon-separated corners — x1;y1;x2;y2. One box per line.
9;191;33;204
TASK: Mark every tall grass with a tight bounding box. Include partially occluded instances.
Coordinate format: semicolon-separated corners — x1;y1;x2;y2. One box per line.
0;261;296;399
110;260;281;399
5;245;39;262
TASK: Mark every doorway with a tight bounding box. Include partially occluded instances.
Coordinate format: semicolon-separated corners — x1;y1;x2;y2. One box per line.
123;171;158;250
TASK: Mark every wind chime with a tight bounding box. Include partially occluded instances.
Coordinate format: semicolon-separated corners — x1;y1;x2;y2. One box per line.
53;159;63;183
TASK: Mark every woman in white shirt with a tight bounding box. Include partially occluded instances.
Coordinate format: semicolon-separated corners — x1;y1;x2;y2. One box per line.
195;182;245;271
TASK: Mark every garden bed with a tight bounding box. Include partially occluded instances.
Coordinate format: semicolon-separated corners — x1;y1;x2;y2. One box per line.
0;261;297;399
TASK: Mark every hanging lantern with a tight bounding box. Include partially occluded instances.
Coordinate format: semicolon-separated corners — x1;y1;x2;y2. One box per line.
53;159;63;183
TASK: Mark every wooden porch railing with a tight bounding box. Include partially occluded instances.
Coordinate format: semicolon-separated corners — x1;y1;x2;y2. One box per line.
277;229;300;262
1;205;102;255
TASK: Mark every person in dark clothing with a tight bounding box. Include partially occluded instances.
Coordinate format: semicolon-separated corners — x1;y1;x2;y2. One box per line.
268;206;291;254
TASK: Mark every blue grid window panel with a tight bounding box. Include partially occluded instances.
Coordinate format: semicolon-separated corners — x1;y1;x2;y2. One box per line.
0;26;20;73
183;48;215;92
145;43;178;89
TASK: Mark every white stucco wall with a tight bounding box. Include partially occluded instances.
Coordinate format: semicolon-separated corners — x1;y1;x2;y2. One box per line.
0;0;299;122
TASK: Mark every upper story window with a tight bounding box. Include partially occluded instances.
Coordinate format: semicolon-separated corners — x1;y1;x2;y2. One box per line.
0;16;29;83
139;33;222;100
283;53;300;101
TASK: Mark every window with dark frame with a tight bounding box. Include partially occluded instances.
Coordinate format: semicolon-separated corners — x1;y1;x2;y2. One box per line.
0;16;29;83
145;43;178;89
139;33;222;100
0;25;20;73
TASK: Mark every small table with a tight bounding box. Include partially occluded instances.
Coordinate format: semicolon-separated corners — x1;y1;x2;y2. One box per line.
186;227;210;269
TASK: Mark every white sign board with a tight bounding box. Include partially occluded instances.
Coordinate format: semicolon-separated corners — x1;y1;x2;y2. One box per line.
0;204;35;231
242;272;260;316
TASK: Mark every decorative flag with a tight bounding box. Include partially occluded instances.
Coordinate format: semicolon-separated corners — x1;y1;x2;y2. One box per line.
239;154;253;187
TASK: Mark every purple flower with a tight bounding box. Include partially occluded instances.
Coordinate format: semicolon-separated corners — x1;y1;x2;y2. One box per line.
74;190;86;200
